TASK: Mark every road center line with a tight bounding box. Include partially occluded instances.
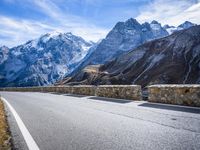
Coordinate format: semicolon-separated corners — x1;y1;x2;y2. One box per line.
2;97;40;150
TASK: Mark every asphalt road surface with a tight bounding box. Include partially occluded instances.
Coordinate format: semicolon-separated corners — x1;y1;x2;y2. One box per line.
0;91;200;150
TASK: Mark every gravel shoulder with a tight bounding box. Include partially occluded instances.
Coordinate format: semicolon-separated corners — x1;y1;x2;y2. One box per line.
0;97;11;150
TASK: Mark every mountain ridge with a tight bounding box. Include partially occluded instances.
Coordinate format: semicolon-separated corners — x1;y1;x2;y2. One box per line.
58;25;200;87
0;19;197;87
62;19;197;79
0;32;94;87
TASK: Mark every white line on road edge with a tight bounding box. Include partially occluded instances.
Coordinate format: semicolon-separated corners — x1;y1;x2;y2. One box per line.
1;97;40;150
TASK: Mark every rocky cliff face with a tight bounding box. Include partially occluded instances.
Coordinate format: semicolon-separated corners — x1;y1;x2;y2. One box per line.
72;19;169;69
67;19;196;78
0;32;93;87
60;26;200;87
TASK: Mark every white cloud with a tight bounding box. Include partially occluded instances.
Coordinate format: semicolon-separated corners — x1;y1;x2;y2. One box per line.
0;15;108;47
32;0;109;41
0;16;57;47
0;0;108;47
32;0;64;19
136;0;200;26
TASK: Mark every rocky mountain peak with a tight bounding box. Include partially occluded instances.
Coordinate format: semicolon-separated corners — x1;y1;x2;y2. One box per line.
163;21;196;34
125;18;140;26
178;21;196;29
163;24;175;29
61;25;200;86
0;31;94;87
65;18;170;77
151;20;160;24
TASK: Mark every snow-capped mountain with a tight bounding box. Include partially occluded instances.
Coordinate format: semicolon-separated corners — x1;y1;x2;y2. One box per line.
60;25;200;86
66;19;196;78
0;18;197;87
164;21;196;34
0;32;94;87
0;46;9;64
80;19;169;65
178;21;196;29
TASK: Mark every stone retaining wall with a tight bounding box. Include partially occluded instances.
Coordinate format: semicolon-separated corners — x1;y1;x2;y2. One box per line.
2;85;200;106
96;85;142;100
148;84;200;107
71;85;96;96
0;85;142;101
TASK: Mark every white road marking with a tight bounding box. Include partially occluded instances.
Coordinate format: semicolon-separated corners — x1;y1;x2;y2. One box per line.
1;97;40;150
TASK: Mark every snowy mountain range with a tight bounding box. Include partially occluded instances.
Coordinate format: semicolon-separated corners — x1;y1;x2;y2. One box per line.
59;25;200;86
65;19;196;78
164;21;196;34
0;18;197;87
0;32;93;87
75;19;169;67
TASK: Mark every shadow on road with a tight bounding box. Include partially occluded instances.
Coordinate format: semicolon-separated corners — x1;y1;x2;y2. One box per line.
50;92;64;95
63;94;88;98
50;93;87;98
139;103;200;114
88;96;132;104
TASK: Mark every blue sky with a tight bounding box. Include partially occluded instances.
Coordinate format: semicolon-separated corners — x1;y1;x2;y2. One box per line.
0;0;200;47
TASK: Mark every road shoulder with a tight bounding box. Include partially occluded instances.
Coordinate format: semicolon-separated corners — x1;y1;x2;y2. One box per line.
0;98;11;150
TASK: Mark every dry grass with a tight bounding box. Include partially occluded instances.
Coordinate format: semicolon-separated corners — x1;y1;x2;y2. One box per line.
0;98;11;150
83;65;101;73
